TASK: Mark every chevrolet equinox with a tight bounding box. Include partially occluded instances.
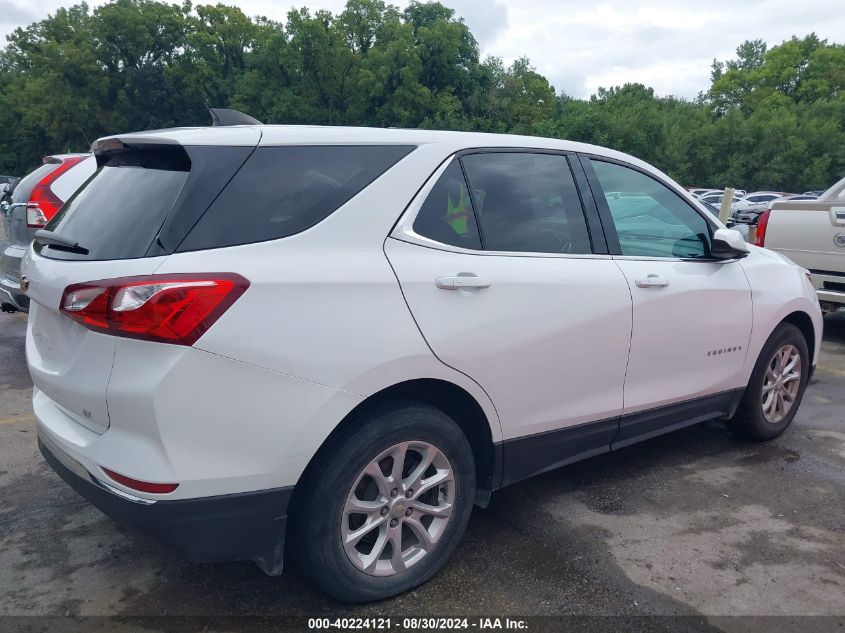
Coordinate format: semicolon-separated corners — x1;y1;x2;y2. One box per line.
25;123;822;602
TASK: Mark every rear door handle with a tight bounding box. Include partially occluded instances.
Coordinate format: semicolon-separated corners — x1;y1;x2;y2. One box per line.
635;274;670;288
435;275;491;290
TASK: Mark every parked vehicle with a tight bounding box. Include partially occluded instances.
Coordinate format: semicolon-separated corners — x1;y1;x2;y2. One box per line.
687;188;747;198
731;191;790;214
1;154;95;312
0;175;18;195
27;122;822;602
759;176;845;314
732;194;818;226
803;190;826;196
687;188;719;197
699;192;742;207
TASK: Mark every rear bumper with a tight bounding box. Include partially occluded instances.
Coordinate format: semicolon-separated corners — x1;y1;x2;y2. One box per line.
817;288;845;309
809;271;845;310
38;434;293;575
1;242;28;311
0;274;28;311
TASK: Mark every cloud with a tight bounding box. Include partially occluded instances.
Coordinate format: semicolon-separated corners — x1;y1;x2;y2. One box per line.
2;0;844;99
0;1;37;27
447;0;509;47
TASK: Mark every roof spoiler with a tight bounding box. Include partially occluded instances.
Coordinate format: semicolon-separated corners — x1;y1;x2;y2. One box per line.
209;108;262;126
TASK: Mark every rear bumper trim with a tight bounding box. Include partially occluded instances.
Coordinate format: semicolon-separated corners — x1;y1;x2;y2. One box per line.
0;277;29;311
39;435;293;575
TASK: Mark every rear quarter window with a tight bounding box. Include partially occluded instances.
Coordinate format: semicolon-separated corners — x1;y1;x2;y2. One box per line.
178;145;415;251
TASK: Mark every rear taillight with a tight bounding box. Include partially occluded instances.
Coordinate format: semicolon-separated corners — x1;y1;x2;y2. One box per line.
754;209;771;247
26;203;49;228
60;273;249;345
27;156;87;227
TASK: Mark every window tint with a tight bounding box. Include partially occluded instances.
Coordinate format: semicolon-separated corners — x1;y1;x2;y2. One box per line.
180;145;414;251
590;159;712;259
42;148;189;261
461;153;591;254
413;161;481;250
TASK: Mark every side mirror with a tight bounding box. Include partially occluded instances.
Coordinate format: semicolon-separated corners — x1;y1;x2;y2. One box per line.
712;227;749;259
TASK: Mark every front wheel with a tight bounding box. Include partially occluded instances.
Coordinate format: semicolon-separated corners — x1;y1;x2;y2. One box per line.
729;323;810;441
291;402;476;602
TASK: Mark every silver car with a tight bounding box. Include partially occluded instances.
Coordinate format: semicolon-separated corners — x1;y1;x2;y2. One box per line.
1;154;95;312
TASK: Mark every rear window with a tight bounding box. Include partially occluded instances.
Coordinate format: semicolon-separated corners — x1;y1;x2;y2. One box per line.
177;145;414;251
12;162;59;203
40;147;189;261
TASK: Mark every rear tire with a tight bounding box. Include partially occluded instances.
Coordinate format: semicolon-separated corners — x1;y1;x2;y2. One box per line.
729;323;809;441
290;402;475;602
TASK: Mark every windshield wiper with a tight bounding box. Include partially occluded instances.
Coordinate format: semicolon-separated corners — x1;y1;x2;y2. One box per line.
33;229;89;255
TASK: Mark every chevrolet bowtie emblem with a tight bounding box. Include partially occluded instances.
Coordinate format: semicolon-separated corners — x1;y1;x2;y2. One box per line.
19;275;29;293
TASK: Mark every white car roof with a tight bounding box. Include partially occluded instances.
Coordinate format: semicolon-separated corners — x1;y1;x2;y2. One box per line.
95;124;663;179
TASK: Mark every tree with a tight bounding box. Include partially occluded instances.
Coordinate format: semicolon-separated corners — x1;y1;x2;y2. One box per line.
0;0;843;194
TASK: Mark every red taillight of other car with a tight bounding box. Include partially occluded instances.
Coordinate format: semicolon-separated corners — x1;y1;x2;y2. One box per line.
26;156;88;228
60;273;249;345
754;209;771;247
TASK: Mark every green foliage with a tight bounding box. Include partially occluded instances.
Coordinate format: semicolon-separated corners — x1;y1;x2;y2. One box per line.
0;1;843;193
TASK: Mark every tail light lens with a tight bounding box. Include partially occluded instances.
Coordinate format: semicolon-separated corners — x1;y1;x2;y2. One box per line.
27;156;87;227
754;209;771;247
26;203;49;228
60;273;249;345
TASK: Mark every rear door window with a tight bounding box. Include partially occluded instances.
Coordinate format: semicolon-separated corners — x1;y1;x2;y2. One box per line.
178;145;414;251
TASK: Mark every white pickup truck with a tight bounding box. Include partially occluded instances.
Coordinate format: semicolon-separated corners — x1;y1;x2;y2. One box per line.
760;176;845;314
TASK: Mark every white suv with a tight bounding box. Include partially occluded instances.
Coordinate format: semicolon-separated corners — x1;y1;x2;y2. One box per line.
25;125;822;602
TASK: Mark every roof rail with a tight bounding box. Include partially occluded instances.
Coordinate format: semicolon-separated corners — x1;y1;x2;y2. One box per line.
209;108;263;126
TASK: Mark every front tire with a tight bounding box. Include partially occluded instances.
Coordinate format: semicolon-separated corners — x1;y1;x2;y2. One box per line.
730;323;810;441
291;402;475;602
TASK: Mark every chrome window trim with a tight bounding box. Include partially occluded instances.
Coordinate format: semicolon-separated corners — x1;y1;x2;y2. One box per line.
390;153;613;261
610;255;739;264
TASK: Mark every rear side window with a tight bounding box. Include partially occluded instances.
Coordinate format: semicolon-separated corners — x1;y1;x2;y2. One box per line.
11;162;59;203
179;145;414;251
462;153;592;254
42;147;189;261
413;161;482;250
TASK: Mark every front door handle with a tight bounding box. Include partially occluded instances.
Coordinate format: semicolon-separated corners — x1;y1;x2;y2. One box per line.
435;275;491;290
635;274;670;288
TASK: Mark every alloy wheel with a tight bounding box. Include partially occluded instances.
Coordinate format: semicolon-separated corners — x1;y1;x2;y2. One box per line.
761;343;802;424
341;441;455;576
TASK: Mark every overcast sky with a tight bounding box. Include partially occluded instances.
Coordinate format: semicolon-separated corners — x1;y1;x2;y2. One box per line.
2;0;843;99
